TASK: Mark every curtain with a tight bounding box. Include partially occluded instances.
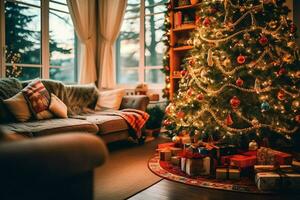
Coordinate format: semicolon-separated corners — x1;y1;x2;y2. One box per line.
97;0;127;89
67;0;97;84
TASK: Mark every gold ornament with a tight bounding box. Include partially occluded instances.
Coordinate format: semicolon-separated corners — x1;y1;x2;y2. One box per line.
287;42;296;48
292;100;300;110
283;54;293;63
216;31;223;38
243;32;251;40
268;20;277;29
172;136;181;144
223;58;231;68
249;140;258;151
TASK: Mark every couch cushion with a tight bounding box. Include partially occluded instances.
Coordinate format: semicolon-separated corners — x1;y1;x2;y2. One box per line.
1;118;99;137
84;112;129;135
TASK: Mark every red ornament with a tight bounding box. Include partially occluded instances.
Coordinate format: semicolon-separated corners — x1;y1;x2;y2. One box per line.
196;93;204;101
277;68;286;76
277;90;285;101
237;55;246;64
225;114;233;126
259;36;268;45
230;96;240;109
295;115;300;123
236;78;244;87
189;59;195;65
187;88;194;96
163;119;172;126
180;70;187;77
202;17;211;27
177;111;185;119
164;66;170;71
291;23;297;33
195;16;201;25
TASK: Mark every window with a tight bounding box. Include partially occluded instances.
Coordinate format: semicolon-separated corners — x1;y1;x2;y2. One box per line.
0;0;77;83
116;0;167;86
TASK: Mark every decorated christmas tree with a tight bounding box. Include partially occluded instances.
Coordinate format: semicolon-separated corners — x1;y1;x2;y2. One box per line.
164;0;300;149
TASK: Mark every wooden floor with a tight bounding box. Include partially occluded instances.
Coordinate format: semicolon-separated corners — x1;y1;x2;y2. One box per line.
129;179;300;200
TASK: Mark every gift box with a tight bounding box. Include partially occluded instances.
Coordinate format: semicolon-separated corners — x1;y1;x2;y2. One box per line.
230;155;257;168
255;172;300;191
292;160;300;172
170;147;182;156
185;158;203;176
158;142;175;149
171;156;181;166
216;168;240;180
254;165;293;173
201;157;211;175
257;147;292;165
181;157;187;171
159;149;171;161
198;147;210;156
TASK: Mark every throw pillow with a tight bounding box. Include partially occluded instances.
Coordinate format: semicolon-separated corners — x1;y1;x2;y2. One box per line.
95;88;125;111
49;93;68;118
3;92;32;122
22;79;53;120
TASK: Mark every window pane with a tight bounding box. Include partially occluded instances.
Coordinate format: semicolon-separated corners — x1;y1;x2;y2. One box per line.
49;10;76;83
5;1;41;64
6;65;41;80
116;11;140;84
16;0;40;6
50;0;67;4
145;13;165;67
145;69;165;84
50;2;68;12
145;4;166;14
124;2;140;19
145;0;168;7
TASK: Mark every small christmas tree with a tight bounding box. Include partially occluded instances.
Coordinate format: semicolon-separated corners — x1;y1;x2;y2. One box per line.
164;0;300;148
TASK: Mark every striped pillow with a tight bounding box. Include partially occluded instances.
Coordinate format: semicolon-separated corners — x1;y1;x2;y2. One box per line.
22;79;53;120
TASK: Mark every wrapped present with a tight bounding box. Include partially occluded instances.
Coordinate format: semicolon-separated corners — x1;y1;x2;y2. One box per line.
230;155;256;168
254;165;293;174
158;142;175;150
170;147;182;156
185;158;203;176
159;149;171;161
216;168;227;179
171;156;181;166
216;168;240;180
257;147;292;165
201;156;211;175
292;160;300;172
181;157;187;171
255;172;300;191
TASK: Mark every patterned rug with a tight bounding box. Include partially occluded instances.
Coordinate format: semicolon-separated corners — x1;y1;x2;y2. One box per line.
148;154;270;194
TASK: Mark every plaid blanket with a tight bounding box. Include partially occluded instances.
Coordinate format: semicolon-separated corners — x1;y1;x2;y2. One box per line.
99;109;149;139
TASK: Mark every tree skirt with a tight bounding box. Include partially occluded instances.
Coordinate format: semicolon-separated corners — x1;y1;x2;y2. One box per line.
148;154;270;194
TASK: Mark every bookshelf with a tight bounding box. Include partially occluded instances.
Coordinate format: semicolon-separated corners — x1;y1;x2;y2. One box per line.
168;0;200;100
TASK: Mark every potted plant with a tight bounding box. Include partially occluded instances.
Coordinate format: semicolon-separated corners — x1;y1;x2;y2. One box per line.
145;105;165;137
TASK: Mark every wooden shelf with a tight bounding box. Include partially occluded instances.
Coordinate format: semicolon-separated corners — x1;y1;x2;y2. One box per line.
173;24;196;32
173;45;193;52
173;3;201;10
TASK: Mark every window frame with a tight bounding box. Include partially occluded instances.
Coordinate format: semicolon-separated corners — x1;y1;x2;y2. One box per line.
116;0;165;89
0;0;78;83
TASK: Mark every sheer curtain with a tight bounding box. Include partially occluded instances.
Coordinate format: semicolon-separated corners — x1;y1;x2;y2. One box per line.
97;0;127;89
67;0;97;84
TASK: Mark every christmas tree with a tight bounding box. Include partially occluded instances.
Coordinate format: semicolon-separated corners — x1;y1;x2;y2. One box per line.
164;0;300;148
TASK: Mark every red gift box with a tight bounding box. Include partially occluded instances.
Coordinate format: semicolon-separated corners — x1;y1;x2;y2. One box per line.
273;150;292;165
158;142;175;149
230;155;257;168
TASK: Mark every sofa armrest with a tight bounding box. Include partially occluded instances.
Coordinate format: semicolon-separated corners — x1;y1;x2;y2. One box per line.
120;95;150;111
0;133;108;184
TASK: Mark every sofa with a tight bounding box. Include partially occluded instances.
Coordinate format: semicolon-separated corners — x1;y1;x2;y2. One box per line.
0;78;150;143
0;78;149;200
